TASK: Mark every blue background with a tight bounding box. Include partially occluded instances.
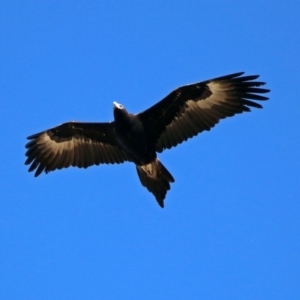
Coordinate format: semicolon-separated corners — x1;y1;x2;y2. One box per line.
1;2;299;299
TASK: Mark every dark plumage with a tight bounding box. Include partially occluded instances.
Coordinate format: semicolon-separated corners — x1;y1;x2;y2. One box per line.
25;72;269;207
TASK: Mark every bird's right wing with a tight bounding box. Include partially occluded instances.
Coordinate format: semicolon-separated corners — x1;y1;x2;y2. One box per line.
25;122;130;177
139;72;269;152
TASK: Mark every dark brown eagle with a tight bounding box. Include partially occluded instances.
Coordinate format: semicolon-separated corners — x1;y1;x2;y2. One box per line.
25;72;269;207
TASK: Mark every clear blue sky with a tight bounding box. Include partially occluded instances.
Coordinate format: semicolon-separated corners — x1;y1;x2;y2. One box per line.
1;2;299;299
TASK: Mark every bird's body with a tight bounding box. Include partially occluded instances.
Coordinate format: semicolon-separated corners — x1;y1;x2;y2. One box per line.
25;72;269;207
113;102;156;164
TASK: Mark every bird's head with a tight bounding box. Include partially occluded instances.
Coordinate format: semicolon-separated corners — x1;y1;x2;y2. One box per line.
113;101;129;122
113;101;124;110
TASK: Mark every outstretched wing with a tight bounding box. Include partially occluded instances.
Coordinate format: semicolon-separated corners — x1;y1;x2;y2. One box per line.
25;122;130;177
139;72;270;152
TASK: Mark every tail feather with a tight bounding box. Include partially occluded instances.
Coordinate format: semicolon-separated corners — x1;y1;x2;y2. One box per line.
136;158;174;208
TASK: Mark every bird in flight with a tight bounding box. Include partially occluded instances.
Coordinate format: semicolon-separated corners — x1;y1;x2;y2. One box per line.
25;72;269;207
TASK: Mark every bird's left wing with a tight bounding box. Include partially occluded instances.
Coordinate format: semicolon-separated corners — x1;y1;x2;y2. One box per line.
139;72;269;152
25;122;130;177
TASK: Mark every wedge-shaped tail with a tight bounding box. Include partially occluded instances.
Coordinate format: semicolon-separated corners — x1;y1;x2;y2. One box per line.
136;159;175;208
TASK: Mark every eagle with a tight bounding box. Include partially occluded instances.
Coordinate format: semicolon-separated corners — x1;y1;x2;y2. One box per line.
25;72;269;207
